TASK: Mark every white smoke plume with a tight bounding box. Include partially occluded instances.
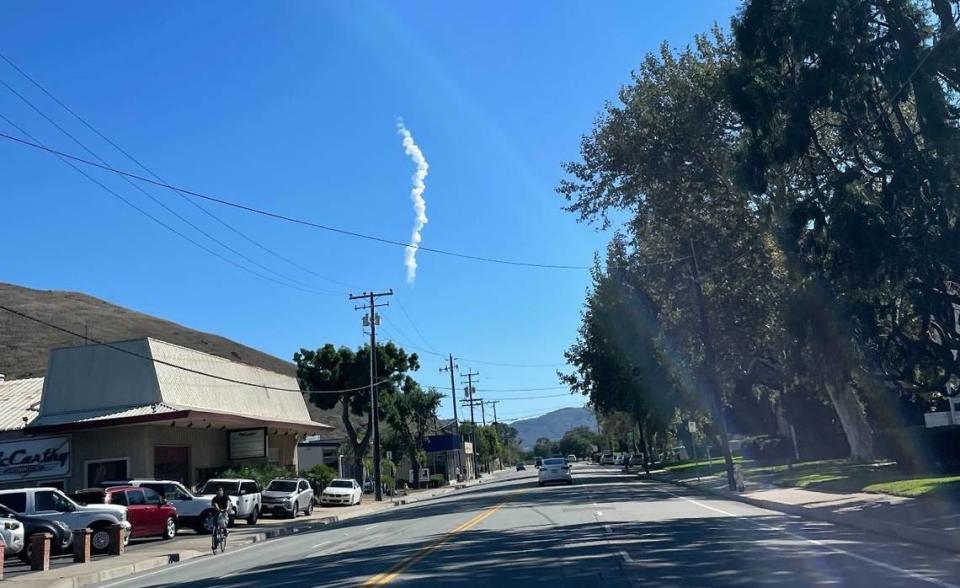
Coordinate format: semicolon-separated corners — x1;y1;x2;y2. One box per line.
397;120;429;284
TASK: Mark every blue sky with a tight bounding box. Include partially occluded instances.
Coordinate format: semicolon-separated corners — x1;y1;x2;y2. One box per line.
0;0;739;424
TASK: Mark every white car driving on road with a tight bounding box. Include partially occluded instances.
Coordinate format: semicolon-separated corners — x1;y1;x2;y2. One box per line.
538;457;573;487
320;479;363;506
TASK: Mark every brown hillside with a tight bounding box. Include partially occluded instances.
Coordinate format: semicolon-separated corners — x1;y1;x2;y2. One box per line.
0;282;344;436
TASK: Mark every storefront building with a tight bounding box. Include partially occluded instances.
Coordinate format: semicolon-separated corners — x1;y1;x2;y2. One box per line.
0;338;330;491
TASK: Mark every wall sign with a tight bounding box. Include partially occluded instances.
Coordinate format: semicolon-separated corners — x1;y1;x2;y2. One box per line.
228;428;267;460
0;436;71;482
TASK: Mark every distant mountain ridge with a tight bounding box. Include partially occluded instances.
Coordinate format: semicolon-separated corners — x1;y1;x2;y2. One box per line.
0;282;345;435
510;407;597;449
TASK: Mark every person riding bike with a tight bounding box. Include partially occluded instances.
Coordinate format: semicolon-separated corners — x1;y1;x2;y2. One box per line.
211;486;230;550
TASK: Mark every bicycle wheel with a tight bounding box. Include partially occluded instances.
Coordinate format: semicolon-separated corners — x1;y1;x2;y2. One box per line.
219;528;227;553
211;527;221;555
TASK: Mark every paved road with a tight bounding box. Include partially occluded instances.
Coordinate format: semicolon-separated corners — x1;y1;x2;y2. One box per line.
100;464;960;587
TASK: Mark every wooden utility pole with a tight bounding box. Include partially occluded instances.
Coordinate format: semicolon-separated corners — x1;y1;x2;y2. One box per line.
439;355;459;436
460;370;480;477
349;289;393;501
439;354;462;478
688;240;736;491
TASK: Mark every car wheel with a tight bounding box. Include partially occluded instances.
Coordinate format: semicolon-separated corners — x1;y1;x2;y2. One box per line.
162;517;177;540
246;507;259;525
19;539;34;563
91;526;111;553
198;510;216;534
305;501;314;516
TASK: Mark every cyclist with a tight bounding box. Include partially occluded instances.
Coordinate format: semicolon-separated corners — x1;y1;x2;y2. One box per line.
211;486;230;550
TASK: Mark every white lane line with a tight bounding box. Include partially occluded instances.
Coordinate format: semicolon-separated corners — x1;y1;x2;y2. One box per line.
312;540;330;549
647;483;960;588
366;524;380;531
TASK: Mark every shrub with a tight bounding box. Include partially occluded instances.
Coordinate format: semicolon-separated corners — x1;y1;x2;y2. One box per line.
221;464;291;488
300;464;337;491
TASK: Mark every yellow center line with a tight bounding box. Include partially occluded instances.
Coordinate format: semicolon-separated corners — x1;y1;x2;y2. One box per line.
363;493;517;586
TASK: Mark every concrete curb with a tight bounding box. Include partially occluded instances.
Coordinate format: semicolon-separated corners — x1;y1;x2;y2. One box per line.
42;515;341;588
647;473;960;555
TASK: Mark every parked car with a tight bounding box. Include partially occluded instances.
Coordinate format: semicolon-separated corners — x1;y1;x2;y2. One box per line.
103;479;226;534
0;487;130;553
197;479;261;525
566;454;577;463
516;462;526;471
362;479;374;494
320;479;363;506
0;503;70;563
534;457;543;469
72;486;178;541
614;454;625;466
261;478;314;518
600;453;614;465
538;457;573;487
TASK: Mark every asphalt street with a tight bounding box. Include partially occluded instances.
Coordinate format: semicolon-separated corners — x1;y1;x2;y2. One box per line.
99;464;960;587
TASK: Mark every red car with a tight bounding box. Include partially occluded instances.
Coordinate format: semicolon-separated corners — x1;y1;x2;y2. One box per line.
72;486;178;540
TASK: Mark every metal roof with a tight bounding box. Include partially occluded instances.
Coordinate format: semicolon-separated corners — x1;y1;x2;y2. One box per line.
29;402;181;428
0;377;43;431
34;338;329;431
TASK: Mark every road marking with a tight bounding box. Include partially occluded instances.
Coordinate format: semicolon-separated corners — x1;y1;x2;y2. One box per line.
363;496;513;586
618;550;634;563
648;483;960;588
311;540;330;549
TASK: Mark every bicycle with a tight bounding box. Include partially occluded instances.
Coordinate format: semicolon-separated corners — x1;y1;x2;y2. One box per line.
211;511;228;554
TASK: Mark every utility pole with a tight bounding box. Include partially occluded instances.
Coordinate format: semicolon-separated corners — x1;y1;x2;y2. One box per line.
461;370;480;477
439;355;459;436
439;354;462;479
350;289;393;502
479;398;487;426
688;239;736;491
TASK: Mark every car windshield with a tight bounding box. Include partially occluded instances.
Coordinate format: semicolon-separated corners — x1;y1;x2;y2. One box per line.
329;480;353;489
266;481;298;493
543;459;566;466
201;481;241;496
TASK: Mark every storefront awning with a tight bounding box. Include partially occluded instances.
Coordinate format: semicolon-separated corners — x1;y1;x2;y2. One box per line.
25;403;332;435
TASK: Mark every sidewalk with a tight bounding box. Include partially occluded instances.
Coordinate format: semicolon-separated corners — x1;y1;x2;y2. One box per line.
5;470;510;587
646;466;960;554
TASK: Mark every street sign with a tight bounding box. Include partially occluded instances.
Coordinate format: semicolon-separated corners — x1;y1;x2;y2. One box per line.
688;421;697;433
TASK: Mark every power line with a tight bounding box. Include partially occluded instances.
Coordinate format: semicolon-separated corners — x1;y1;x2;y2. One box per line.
455;357;566;369
0;52;356;291
0;77;341;297
0;113;335;297
0;131;686;272
0;303;383;395
393;296;435;353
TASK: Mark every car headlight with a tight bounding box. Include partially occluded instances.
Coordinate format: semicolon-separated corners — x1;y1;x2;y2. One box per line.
4;521;19;531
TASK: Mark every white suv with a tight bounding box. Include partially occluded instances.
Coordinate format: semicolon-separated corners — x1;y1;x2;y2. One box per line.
261;478;314;518
196;479;261;525
104;479;227;534
0;488;131;552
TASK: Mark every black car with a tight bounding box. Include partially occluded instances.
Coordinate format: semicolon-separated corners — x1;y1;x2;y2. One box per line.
516;462;526;471
0;503;72;563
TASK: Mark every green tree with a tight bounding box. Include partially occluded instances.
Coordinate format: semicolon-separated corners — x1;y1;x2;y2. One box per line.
384;383;443;487
558;426;600;458
728;0;960;457
294;342;419;482
532;437;558;458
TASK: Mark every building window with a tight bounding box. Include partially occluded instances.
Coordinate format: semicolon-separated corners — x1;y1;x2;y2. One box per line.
85;458;129;488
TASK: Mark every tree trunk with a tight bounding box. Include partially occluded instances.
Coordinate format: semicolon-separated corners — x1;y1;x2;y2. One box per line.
342;400;373;483
823;381;874;461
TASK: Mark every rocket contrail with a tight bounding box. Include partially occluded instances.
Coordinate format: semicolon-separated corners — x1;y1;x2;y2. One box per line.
397;121;429;284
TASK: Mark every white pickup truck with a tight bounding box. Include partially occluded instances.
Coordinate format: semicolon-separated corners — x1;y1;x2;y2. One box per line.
0;487;131;552
196;479;261;525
